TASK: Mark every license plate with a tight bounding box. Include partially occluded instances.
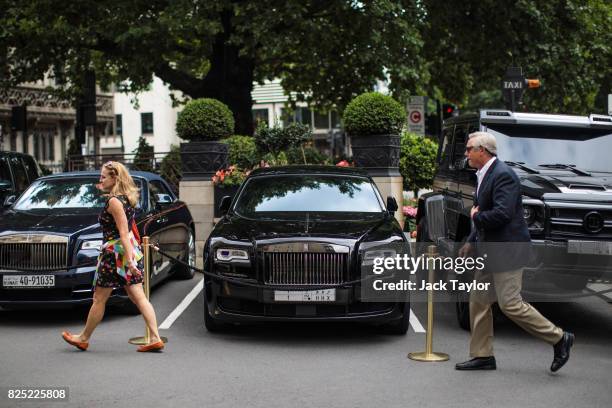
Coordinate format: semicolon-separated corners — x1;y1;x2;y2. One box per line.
568;241;612;256
2;275;55;288
274;289;336;302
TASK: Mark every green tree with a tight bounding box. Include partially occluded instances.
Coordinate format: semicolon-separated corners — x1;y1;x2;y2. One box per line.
0;0;424;134
399;132;438;198
421;0;612;115
132;137;154;172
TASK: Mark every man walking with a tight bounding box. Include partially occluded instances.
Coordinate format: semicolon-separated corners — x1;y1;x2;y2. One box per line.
456;131;574;372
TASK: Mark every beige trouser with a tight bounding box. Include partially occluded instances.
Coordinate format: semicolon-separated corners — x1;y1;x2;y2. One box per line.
469;267;564;357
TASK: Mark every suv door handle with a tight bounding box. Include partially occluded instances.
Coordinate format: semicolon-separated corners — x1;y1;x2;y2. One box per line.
156;216;168;224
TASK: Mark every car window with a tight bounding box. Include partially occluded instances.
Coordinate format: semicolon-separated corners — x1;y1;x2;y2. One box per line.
10;157;29;191
13;178;107;211
450;124;468;168
0;158;12;185
234;175;383;216
438;125;454;169
22;155;40;183
148;180;173;209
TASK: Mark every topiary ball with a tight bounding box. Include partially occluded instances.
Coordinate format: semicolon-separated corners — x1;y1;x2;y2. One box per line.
176;98;235;141
343;92;406;136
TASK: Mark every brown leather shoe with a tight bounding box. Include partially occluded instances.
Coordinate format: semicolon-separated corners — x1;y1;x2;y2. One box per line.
62;331;89;351
137;340;165;352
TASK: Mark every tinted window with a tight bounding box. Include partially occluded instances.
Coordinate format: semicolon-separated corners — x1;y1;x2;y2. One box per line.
14;178;106;211
22;156;40;183
149;180;173;209
451;124;468;168
10;157;28;191
487;124;612;172
438;126;454;169
0;158;12;184
234;175;383;216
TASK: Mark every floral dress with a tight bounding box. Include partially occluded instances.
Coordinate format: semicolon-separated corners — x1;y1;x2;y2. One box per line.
93;195;144;288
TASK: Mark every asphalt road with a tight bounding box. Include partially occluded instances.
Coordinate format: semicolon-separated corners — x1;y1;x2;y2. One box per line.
1;273;610;408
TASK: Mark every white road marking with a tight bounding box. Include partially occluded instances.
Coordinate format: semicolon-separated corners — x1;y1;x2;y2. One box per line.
159;277;203;330
409;309;426;333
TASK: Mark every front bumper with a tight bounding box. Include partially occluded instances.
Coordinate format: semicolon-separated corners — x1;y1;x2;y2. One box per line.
524;239;612;281
0;265;129;307
204;277;407;324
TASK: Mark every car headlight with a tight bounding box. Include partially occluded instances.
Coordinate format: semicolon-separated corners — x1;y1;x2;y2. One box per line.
215;248;249;262
80;240;103;251
523;206;536;224
362;249;397;265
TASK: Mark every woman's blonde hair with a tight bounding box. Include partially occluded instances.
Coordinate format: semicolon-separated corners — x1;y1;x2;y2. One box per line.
103;161;140;207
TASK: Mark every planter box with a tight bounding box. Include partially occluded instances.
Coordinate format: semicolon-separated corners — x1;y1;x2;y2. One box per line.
350;134;400;177
213;184;240;218
180;141;228;180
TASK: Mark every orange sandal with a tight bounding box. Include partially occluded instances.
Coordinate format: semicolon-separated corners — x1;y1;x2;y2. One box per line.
137;340;164;352
62;331;89;351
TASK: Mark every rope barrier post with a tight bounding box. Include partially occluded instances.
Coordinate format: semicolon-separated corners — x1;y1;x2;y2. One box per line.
129;236;167;345
408;244;449;362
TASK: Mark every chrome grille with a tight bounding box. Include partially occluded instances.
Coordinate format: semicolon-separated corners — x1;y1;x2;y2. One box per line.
0;243;68;271
264;252;347;285
548;206;612;236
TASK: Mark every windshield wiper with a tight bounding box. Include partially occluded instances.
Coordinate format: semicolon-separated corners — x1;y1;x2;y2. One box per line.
538;163;591;176
504;161;540;174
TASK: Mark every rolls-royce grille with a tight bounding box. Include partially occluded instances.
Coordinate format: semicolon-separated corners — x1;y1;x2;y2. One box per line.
0;243;68;271
264;252;347;285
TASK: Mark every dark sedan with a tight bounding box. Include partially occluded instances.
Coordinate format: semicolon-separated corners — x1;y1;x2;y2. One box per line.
0;171;195;312
203;166;411;334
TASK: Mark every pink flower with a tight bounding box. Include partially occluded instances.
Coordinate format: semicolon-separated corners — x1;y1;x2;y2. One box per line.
402;206;417;218
336;160;349;167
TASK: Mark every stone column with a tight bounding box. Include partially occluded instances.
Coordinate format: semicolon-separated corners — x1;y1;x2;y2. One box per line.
372;176;404;227
179;179;214;270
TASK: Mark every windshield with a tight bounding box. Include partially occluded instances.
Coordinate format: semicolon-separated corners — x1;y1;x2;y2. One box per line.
13;177;141;211
234;175;384;217
487;123;612;173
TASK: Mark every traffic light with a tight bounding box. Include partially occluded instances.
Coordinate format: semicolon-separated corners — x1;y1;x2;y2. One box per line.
442;103;457;120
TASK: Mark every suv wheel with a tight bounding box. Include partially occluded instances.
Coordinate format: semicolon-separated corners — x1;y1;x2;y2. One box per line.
174;230;196;280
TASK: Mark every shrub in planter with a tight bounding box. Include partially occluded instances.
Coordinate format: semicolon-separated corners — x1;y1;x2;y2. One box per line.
343;92;405;137
254;122;311;158
224;135;259;169
177;98;234;179
176;98;234;142
399;132;438;198
343;92;405;176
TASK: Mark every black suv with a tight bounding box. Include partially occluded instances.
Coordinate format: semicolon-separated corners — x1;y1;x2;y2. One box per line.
0;151;42;208
417;110;612;329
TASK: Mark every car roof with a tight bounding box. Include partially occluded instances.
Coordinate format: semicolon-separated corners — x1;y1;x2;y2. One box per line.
249;165;370;177
37;170;163;182
0;151;36;159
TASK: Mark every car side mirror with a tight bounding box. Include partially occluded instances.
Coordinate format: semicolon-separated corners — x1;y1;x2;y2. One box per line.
219;195;233;216
0;180;11;191
154;193;173;211
3;195;16;208
386;196;398;213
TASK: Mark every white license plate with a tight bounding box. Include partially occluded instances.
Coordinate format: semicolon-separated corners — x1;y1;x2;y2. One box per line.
274;289;336;302
568;241;612;256
2;275;55;288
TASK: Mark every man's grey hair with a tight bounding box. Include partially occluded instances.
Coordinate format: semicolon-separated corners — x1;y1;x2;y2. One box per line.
468;131;497;156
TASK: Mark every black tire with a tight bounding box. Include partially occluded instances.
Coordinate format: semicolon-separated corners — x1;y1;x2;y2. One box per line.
380;302;410;335
455;292;470;331
174;229;196;280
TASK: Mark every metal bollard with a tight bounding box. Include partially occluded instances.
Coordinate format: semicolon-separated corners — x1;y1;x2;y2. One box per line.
129;236;168;345
408;244;449;362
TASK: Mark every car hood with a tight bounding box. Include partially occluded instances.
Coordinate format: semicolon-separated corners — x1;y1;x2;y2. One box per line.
520;171;612;201
0;210;101;237
213;213;390;243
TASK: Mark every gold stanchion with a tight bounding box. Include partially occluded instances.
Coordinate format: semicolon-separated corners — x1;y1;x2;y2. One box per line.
408;244;449;362
129;236;168;345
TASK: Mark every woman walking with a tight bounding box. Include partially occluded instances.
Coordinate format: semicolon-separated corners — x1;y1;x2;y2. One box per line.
62;161;164;352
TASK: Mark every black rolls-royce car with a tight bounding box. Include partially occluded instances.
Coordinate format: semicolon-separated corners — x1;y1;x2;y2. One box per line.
203;166;411;334
0;171;195;312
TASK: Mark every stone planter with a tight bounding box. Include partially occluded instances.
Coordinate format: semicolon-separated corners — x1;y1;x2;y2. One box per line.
180;141;228;180
213;184;240;218
350;134;401;177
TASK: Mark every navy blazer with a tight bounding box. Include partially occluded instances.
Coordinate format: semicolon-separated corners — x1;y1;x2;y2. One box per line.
467;159;532;272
